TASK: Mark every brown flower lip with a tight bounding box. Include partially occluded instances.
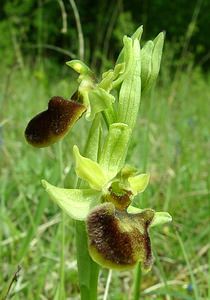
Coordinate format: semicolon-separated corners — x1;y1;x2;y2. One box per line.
25;96;86;147
87;203;155;271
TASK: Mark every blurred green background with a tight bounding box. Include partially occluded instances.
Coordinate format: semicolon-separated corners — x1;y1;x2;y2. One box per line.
0;0;209;299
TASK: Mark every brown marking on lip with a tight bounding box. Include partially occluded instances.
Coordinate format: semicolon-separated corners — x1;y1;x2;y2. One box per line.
133;209;154;270
25;96;86;147
87;203;155;270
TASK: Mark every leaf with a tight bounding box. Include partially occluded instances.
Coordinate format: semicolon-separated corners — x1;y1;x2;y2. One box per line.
128;173;150;195
73;145;107;190
42;180;101;220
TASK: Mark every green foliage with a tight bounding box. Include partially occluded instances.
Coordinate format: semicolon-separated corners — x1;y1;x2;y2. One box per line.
0;0;210;69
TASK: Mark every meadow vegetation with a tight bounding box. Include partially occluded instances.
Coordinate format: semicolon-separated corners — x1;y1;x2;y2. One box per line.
0;56;209;299
0;0;210;299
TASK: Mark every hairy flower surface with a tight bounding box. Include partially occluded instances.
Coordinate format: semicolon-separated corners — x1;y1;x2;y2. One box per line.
87;203;155;271
25;96;86;147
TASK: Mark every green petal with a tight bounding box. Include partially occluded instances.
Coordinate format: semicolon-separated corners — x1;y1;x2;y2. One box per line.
42;180;100;220
150;211;172;227
73;145;107;190
99;63;125;91
128;206;172;227
99;70;115;91
86;87;115;121
128;173;150;195
99;123;131;179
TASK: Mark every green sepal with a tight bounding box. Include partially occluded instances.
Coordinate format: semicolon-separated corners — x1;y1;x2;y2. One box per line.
99;123;131;179
86;87;115;121
66;60;94;77
128;206;172;227
128;173;150;195
73;145;107;190
42;180;101;220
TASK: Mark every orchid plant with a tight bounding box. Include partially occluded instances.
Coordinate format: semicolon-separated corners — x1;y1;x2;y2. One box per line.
25;26;172;299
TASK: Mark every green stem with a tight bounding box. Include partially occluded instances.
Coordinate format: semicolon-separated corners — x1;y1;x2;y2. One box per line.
75;221;99;300
55;141;66;299
75;117;101;299
132;263;142;300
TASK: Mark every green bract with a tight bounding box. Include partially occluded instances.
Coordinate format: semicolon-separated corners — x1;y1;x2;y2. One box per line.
141;32;165;92
118;38;141;130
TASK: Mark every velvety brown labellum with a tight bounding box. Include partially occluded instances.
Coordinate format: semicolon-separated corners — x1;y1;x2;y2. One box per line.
25;96;86;147
87;203;155;271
